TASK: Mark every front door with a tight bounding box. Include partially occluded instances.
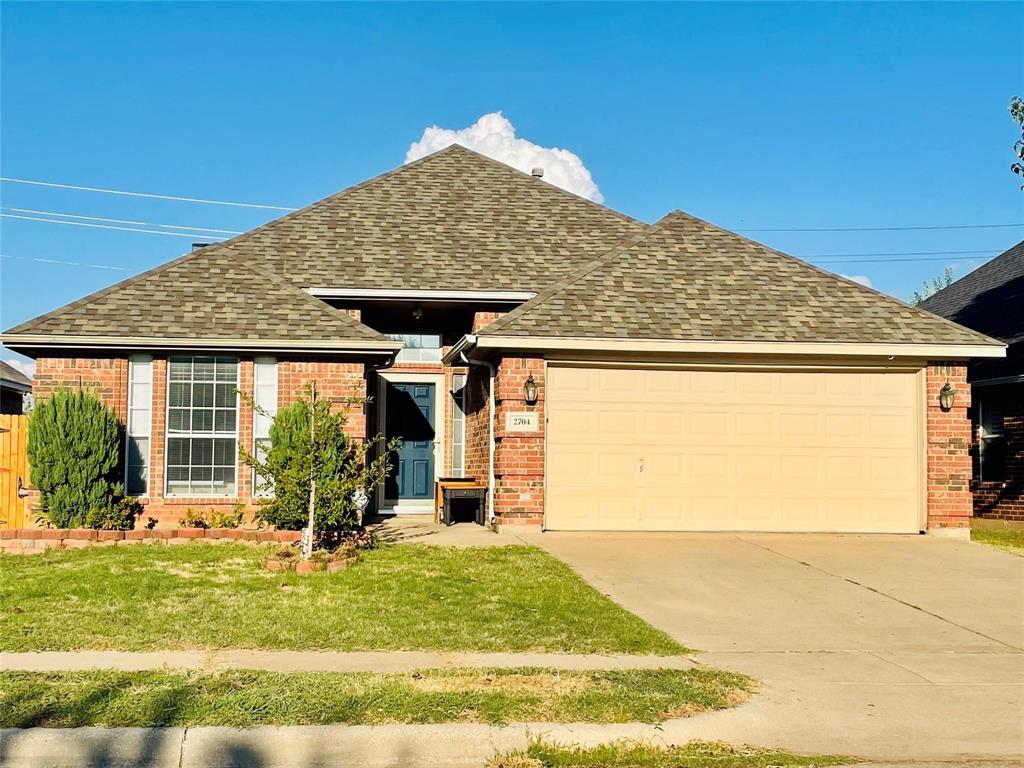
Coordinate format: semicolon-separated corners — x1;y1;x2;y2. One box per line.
384;382;436;500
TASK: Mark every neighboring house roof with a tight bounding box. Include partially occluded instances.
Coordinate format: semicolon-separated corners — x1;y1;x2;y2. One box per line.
920;240;1024;379
4;252;396;353
479;212;1003;347
0;360;32;389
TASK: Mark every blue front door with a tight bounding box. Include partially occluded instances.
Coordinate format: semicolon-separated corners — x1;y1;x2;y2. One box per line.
384;382;435;500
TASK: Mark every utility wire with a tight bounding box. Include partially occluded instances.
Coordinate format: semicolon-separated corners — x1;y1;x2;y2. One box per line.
0;177;298;211
3;207;243;235
2;176;1021;232
0;213;228;240
736;223;1023;233
1;253;129;271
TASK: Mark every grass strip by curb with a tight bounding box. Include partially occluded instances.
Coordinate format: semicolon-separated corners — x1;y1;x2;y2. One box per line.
972;529;1024;556
0;543;683;655
0;667;753;727
487;739;852;768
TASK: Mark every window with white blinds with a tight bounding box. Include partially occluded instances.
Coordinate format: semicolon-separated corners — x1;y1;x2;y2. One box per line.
253;357;278;496
125;355;153;495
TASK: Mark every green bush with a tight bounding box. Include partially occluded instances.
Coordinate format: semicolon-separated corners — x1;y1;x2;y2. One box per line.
241;385;396;539
27;388;125;529
84;498;142;531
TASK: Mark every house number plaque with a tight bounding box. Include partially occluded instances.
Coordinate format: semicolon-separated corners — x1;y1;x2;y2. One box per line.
505;412;539;432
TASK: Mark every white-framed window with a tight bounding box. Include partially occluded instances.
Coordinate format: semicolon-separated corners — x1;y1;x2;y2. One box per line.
252;357;278;497
125;355;153;495
387;332;442;363
450;372;467;478
165;356;239;496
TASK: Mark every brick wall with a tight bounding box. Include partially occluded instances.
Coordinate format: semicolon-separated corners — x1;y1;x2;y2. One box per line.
28;354;369;528
472;311;505;333
33;356;129;421
925;362;973;532
493;356;545;525
972;391;1024;520
463;364;492;486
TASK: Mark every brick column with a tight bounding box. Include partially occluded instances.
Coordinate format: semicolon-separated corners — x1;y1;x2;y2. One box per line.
493;356;544;526
926;362;972;536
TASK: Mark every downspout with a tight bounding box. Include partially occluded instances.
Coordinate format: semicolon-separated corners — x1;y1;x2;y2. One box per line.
455;336;497;528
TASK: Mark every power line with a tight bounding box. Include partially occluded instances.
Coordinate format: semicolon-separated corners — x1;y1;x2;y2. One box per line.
0;213;227;240
737;222;1023;233
815;254;992;264
1;253;130;271
0;177;298;211
1;176;1021;232
3;208;243;235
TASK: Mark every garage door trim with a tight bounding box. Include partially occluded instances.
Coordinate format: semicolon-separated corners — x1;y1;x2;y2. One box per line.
542;360;927;533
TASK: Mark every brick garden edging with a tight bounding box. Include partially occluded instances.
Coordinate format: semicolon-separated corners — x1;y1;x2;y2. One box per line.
0;528;300;554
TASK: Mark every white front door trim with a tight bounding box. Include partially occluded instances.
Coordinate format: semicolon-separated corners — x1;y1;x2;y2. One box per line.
375;370;446;515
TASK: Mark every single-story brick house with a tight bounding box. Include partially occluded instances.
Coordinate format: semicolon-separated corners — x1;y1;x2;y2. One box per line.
0;145;1006;535
921;241;1023;521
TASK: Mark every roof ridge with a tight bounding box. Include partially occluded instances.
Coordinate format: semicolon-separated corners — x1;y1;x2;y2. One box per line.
479;214;671;336
442;144;644;227
662;210;1004;348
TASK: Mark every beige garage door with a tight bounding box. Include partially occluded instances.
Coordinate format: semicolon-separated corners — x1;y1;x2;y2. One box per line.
546;366;923;533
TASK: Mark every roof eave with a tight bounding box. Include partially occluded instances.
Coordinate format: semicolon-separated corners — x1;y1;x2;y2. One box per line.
0;333;401;356
462;334;1008;360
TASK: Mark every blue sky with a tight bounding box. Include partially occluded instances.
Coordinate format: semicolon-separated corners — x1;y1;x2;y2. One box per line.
2;2;1022;372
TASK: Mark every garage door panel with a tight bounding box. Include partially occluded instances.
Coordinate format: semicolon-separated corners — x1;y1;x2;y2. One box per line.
546;366;922;533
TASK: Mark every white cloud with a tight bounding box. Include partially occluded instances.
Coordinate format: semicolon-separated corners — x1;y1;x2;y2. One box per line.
841;274;873;288
2;357;35;379
406;112;604;202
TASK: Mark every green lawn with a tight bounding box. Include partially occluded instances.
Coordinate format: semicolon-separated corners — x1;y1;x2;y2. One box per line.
0;543;683;654
972;528;1024;556
489;740;850;768
0;668;752;727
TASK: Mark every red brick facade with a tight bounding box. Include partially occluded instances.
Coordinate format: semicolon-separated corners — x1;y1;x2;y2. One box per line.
924;362;974;532
29;354;367;528
492;356;545;524
26;353;981;533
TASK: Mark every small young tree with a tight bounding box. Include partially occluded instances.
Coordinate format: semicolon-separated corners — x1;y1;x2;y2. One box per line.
240;384;397;543
27;388;125;528
912;266;955;305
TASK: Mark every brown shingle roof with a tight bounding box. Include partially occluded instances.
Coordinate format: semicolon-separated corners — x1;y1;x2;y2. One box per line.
4;251;390;347
4;145;646;343
479;212;1002;346
207;144;646;292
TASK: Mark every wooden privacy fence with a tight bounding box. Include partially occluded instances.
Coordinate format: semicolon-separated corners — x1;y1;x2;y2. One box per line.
0;414;30;529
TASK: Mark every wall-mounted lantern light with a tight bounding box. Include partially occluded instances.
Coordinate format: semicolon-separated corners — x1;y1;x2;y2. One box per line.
938;382;956;411
523;374;539;405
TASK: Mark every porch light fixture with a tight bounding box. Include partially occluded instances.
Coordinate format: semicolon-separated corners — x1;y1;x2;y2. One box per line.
938;382;956;411
411;305;424;322
523;374;539;405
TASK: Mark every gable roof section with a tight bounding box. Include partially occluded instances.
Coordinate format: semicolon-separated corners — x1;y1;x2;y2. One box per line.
3;251;395;352
478;211;1003;349
920;240;1024;346
0;360;32;388
203;144;647;292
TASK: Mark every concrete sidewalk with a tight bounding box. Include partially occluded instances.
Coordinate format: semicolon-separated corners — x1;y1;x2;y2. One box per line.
0;649;696;673
2;724;1021;768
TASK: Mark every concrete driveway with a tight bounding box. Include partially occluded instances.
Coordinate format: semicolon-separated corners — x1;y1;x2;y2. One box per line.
535;532;1024;762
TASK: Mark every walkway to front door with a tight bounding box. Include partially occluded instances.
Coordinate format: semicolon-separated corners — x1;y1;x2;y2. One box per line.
384;382;435;502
